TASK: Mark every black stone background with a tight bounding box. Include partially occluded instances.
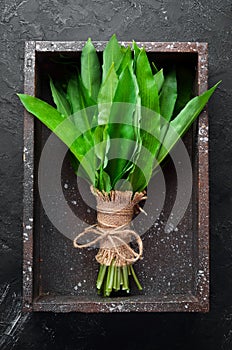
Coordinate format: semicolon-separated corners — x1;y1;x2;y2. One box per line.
0;0;231;349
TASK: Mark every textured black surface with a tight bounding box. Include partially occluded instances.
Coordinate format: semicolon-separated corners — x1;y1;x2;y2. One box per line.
0;0;231;349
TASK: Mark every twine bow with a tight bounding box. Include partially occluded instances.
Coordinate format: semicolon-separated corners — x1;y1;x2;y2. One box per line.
73;223;143;265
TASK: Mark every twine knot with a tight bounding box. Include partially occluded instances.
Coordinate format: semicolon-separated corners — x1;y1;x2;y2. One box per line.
73;187;146;266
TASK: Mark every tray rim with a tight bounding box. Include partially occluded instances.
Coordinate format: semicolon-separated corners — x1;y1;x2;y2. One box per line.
22;41;209;313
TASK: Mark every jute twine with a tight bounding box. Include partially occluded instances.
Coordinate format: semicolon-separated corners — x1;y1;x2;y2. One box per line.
73;186;147;266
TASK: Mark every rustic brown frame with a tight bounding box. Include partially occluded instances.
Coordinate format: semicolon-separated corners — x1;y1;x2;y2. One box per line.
22;41;209;313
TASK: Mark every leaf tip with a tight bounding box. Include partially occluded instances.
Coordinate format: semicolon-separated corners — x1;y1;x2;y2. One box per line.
208;80;222;94
16;93;25;101
215;80;222;88
108;33;119;46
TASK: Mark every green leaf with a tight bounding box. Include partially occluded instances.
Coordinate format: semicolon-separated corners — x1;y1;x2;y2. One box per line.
17;94;96;183
128;49;162;191
136;48;160;156
129;113;157;192
132;90;142;158
79;75;97;109
159;69;177;122
112;67;136;107
114;179;133;192
117;46;133;76
81;38;101;101
97;63;118;125
18;94;80;150
93;125;110;169
66;72;98;178
50;78;71;117
106;66;137;186
102;34;124;82
132;40;141;72
67;72;96;135
129;163;149;192
98;169;112;192
124;79;142;183
154;68;164;93
156;81;221;166
66;73;80;116
136;48;160;114
155;69;178;161
96;63;119;173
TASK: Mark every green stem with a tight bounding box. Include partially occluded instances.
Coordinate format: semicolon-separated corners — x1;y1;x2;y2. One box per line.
105;265;112;296
120;267;123;285
130;265;143;291
103;268;107;297
107;263;115;294
122;265;129;291
113;265;118;290
96;264;107;290
117;266;121;290
96;263;143;296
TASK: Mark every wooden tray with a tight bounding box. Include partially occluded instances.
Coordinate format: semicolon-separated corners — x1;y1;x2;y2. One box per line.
22;41;209;312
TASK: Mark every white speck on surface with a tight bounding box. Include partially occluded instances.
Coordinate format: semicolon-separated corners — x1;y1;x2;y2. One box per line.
71;200;77;205
108;304;124;312
28;266;32;272
29;218;33;222
87;208;91;213
78;282;82;287
74;285;78;290
26;225;32;230
64;183;68;189
202;137;208;142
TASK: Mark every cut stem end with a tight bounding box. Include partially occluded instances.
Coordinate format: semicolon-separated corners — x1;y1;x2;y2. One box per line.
96;262;143;296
